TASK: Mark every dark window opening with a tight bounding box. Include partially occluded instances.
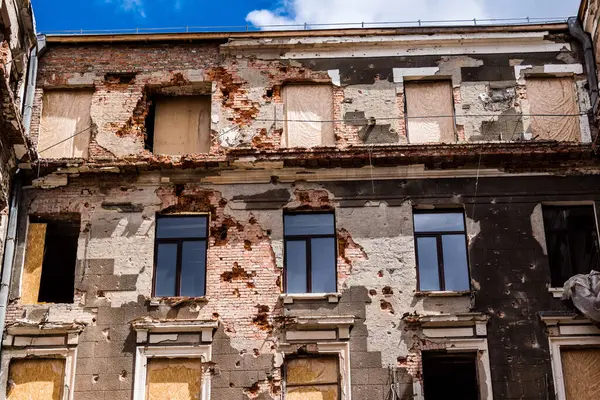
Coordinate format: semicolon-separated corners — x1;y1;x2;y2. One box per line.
284;355;340;399
284;212;337;294
32;216;80;304
543;206;600;287
154;215;208;297
144;97;156;152
422;352;479;400
414;210;470;291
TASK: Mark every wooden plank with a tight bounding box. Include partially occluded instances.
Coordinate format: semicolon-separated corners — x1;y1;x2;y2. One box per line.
146;358;202;400
561;348;600;400
287;384;339;400
21;223;47;305
7;359;65;400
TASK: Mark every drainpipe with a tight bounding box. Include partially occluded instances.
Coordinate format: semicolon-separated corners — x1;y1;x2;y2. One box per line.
568;17;599;116
0;171;22;347
22;34;46;135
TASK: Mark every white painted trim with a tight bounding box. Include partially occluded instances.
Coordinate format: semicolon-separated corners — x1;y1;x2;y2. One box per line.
0;347;78;400
544;64;584;75
328;70;341;86
549;287;564;298
393;67;440;83
133;345;212;400
281;342;351;400
281;293;341;303
547;336;600;400
414;338;493;400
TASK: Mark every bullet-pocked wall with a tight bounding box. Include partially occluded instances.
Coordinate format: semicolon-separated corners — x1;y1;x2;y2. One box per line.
4;172;599;399
29;29;592;163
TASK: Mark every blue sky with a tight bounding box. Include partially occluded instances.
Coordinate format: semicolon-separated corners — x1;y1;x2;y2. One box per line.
32;0;582;33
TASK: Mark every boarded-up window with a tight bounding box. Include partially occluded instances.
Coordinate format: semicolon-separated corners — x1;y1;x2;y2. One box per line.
22;217;80;304
7;359;65;400
39;89;93;159
283;85;335;148
146;358;202;400
152;96;211;155
405;81;455;143
285;356;339;400
527;77;580;141
561;348;600;400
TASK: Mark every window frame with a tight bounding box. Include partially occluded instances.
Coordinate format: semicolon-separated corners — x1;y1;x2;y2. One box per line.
283;211;338;294
413;209;470;292
133;345;212;400
283;354;341;400
152;213;210;298
542;205;600;288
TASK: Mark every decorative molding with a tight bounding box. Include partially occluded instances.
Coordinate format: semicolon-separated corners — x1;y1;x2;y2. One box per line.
131;319;218;344
284;315;355;341
281;293;341;304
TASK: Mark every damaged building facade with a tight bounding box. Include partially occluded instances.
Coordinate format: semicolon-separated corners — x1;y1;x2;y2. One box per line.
4;6;600;400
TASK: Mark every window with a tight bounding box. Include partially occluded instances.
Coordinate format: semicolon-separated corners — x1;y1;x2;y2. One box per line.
154;215;208;297
413;211;470;291
527;77;580;142
560;348;600;400
22;216;80;304
543;206;600;287
282;85;335;148
285;356;340;399
7;359;66;400
405;81;455;144
39;89;93;158
284;213;337;294
422;352;478;400
147;95;211;155
133;345;212;400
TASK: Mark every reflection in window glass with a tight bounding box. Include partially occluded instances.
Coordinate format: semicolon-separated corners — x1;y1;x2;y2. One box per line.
414;211;470;292
154;215;208;297
284;213;336;293
155;243;178;297
543;206;600;287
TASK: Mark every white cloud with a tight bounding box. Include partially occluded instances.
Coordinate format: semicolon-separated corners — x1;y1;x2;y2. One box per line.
246;0;580;29
104;0;146;18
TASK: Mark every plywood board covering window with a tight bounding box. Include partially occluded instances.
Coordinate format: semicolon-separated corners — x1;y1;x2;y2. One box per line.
527;77;580;141
39;89;93;159
153;96;211;155
283;85;335;148
21;223;47;305
7;359;65;400
561;348;600;400
405;81;455;143
146;358;202;400
285;356;339;400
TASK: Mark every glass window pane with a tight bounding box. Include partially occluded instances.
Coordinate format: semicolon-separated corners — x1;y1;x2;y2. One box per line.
157;216;207;239
414;213;465;233
284;214;335;236
442;234;470;291
286;240;307;293
180;241;207;297
417;237;440;291
311;237;337;293
155;243;177;297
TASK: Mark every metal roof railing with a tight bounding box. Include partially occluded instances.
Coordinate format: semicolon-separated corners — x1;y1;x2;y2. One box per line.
41;16;571;36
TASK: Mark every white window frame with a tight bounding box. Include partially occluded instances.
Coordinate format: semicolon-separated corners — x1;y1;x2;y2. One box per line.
133;345;212;400
281;342;351;400
548;335;600;400
0;347;77;400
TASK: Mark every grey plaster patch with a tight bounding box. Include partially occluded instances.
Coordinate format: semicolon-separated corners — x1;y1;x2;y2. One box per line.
530;203;547;255
437;56;484;86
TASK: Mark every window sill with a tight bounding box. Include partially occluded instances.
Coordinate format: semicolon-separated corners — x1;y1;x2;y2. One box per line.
549;288;564;299
415;290;471;297
281;293;342;304
148;296;208;307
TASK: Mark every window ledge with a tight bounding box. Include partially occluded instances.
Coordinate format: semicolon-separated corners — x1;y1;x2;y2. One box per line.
281;293;342;304
415;290;471;297
148;296;208;307
549;288;564;298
